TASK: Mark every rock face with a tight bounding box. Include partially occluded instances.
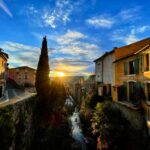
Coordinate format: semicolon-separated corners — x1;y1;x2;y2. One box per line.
0;96;36;150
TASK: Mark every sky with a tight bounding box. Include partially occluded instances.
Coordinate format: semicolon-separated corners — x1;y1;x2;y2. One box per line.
0;0;150;76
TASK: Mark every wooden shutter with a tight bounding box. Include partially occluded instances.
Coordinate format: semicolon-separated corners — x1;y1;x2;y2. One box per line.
135;59;139;74
123;81;127;100
124;62;128;75
141;55;144;72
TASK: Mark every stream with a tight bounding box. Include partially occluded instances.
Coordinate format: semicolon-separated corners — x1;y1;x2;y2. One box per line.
70;107;86;150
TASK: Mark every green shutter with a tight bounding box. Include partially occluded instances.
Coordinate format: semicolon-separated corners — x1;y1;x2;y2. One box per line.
141;55;144;72
123;82;127;100
135;59;139;74
140;83;146;100
136;82;140;91
124;62;128;75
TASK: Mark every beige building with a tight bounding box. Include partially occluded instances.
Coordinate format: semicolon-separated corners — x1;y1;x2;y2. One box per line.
0;48;8;97
94;50;115;97
8;66;36;87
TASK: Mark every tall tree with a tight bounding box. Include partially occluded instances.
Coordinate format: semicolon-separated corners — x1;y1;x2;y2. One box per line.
35;36;50;98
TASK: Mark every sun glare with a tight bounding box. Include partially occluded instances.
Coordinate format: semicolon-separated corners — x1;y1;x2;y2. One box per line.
57;72;65;77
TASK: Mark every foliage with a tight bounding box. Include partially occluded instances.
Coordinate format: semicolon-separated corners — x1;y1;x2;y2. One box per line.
89;93;105;109
0;106;13;149
91;101;149;150
31;121;74;150
49;78;66;110
0;96;36;149
35;36;50;99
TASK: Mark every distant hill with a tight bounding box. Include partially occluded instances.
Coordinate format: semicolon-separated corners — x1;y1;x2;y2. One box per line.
50;76;84;84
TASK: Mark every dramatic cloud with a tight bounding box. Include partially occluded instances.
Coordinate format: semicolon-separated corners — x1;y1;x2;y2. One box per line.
25;0;77;28
0;41;40;68
56;30;86;45
50;58;93;76
135;25;150;33
51;30;100;60
42;0;74;28
111;25;150;45
86;6;140;29
119;7;140;20
86;16;114;28
47;30;101;75
0;0;13;17
1;41;40;53
51;58;92;66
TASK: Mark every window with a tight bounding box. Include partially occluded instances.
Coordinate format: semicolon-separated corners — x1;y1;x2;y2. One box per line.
129;61;135;74
129;81;136;103
129;59;139;74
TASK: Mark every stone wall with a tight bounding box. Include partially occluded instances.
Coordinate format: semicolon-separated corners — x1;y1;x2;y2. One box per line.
0;95;36;150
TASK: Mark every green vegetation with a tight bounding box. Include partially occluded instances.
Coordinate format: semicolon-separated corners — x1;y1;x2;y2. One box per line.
35;36;50;99
0;37;77;150
0;106;13;149
0;96;36;150
80;92;149;150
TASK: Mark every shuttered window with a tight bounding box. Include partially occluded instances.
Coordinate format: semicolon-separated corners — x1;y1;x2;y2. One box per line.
129;59;139;74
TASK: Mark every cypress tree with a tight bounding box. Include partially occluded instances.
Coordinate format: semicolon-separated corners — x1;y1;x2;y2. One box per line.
35;36;50;98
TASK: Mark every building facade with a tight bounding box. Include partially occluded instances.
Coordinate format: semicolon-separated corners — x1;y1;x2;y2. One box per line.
0;49;8;97
8;66;36;87
94;50;115;97
112;38;150;102
112;38;150;131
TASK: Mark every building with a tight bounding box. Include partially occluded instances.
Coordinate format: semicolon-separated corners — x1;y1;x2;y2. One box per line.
112;37;150;131
8;66;36;87
112;37;150;102
94;50;115;97
0;48;8;97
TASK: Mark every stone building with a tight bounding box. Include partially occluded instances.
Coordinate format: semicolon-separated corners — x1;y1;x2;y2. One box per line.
0;48;8;97
8;66;36;87
94;50;115;97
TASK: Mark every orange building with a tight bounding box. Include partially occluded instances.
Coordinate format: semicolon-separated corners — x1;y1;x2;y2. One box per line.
112;38;150;101
112;37;150;129
0;48;8;97
8;66;36;87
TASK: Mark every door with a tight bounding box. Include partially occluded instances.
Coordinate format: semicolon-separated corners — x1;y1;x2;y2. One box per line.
129;82;135;103
0;86;2;98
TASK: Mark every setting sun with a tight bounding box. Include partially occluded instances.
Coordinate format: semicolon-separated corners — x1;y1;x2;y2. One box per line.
57;72;65;77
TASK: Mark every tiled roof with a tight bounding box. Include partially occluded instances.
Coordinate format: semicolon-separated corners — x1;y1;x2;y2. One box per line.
0;48;9;59
115;37;150;61
9;66;36;71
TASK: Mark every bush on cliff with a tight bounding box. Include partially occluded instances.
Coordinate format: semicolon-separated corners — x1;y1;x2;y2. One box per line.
91;101;149;150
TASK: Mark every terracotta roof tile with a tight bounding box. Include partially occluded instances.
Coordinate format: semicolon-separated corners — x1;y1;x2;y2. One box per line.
115;37;150;60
